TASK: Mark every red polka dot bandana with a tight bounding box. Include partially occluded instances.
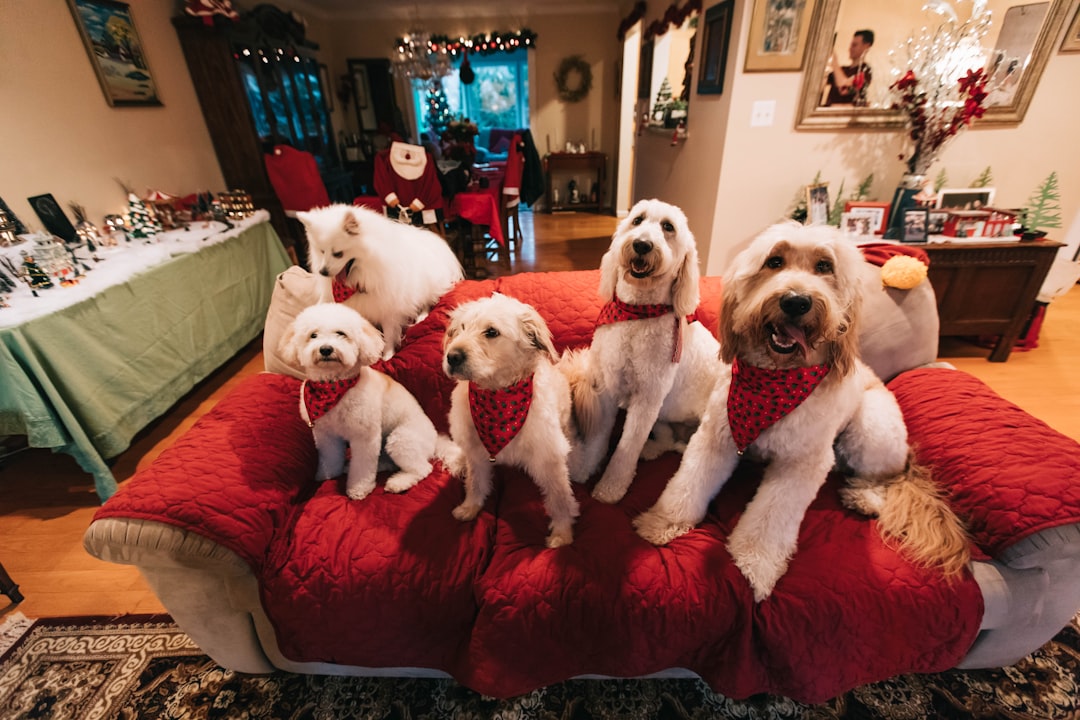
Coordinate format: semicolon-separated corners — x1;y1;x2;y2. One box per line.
726;359;830;453
300;377;361;427
596;297;683;362
468;374;534;460
332;268;357;303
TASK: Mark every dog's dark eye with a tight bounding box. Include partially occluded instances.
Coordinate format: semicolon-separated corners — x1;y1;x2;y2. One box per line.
332;251;344;259
336;331;348;338
484;327;500;339
631;215;644;226
815;258;834;274
309;332;318;339
765;256;784;269
661;220;675;233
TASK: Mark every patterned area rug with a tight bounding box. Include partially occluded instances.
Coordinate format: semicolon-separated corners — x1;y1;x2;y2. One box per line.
1;613;1078;719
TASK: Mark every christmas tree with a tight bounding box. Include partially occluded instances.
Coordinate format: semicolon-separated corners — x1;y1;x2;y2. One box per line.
651;77;673;124
971;166;993;188
426;81;453;135
1023;171;1062;233
126;193;159;240
934;168;948;193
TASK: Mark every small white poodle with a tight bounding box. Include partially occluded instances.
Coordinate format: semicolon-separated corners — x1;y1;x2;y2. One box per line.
283;302;454;500
297;203;464;358
442;293;582;548
634;222;970;600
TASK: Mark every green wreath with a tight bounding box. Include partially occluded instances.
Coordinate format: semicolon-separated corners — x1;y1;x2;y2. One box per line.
554;55;592;103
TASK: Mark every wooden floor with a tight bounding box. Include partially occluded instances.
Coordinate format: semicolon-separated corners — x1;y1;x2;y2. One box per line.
2;209;1078;619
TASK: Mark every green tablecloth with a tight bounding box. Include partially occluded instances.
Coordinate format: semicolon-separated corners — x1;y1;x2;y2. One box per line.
0;220;290;501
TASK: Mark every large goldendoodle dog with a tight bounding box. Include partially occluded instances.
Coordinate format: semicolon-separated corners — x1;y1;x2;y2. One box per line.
635;222;970;601
564;199;722;504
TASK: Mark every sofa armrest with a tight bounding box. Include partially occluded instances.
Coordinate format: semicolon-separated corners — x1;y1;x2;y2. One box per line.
888;368;1080;557
91;372;316;570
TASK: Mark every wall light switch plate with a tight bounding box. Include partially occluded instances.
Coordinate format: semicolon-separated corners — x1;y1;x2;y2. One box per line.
751;100;776;127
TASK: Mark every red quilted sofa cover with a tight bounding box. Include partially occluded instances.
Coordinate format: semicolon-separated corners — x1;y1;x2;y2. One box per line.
94;271;1080;702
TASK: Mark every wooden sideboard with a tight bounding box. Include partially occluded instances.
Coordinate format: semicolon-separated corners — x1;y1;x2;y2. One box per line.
544;152;606;213
923;238;1062;362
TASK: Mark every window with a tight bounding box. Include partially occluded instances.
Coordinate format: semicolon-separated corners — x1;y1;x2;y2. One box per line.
413;49;529;138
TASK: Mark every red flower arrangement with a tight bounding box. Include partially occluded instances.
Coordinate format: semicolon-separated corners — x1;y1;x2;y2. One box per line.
440;117;479;166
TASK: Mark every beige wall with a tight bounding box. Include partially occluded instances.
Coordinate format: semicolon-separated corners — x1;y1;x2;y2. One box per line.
1;1;224;231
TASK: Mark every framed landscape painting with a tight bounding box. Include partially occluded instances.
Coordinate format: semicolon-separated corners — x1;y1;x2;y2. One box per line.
67;0;161;107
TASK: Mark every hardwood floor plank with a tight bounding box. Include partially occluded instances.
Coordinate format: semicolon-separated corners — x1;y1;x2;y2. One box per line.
1;208;1076;619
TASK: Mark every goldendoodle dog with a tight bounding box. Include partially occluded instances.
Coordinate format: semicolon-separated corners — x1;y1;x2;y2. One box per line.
283;302;454;500
634;222;970;601
297;204;463;358
563;198;722;504
442;294;582;548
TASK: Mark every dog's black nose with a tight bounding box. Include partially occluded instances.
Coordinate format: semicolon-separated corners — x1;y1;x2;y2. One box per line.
446;349;465;368
780;292;812;317
319;268;330;277
319;345;334;357
632;239;652;256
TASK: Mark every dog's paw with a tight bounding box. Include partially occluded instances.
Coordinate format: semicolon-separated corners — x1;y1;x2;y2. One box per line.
452;501;482;522
633;510;693;546
591;468;632;504
385;472;423;494
345;480;376;501
727;533;786;603
838;483;886;517
639;439;667;461
546;528;574;549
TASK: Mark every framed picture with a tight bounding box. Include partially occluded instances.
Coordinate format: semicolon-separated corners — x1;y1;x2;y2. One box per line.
843;201;891;235
319;63;333;112
927;210;950;236
745;0;818;72
937;188;996;211
67;0;161;107
353;65;371;109
697;0;734;95
806;183;830;226
1061;4;1080;52
841;212;875;239
902;208;930;244
27;194;78;243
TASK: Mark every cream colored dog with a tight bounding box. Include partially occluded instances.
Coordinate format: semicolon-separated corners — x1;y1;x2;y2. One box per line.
635;222;970;600
442;294;582;548
565;199;722;504
297;204;464;358
283;302;454;500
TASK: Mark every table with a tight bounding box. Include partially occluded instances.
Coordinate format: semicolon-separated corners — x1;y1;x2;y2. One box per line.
924;237;1062;361
0;214;290;500
544;152;605;213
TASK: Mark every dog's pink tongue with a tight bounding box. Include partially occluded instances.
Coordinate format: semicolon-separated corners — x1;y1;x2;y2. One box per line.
774;321;810;355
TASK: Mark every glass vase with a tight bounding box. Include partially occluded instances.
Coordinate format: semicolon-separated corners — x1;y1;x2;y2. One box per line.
884;173;927;240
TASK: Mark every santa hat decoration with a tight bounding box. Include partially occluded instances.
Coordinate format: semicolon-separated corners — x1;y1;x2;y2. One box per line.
186;0;239;26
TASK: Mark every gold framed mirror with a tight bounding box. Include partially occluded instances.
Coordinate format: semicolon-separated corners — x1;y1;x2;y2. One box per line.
796;0;1073;130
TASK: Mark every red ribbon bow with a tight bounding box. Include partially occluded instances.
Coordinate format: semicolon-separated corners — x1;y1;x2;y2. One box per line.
301;377;361;426
726;359;830;453
468;375;534;460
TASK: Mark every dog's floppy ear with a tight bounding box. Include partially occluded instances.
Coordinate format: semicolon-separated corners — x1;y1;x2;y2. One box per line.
827;238;865;376
520;306;559;363
671;242;701;319
342;206;361;236
598;242;619;300
279;316;305;369
718;280;740;364
351;313;386;365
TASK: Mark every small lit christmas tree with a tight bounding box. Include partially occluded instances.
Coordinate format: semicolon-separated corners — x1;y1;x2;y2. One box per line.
651;77;673;124
425;81;453;135
126;193;159;240
1022;171;1061;235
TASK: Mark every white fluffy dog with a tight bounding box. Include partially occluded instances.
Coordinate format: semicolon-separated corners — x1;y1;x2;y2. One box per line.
297;204;464;358
634;222;970;600
283;302;452;501
442;294;582;548
564;199;722;504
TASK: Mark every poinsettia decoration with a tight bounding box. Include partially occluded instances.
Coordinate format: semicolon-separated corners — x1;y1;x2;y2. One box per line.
441;117;479;165
887;1;1006;176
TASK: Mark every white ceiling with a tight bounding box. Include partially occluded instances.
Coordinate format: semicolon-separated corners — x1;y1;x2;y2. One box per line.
279;0;622;22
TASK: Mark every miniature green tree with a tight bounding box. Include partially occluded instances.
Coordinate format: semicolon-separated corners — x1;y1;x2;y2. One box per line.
971;166;993;188
934;168;948;194
1023;171;1062;234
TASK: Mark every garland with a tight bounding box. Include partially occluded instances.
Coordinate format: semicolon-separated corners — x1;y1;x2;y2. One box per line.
394;28;537;58
617;1;647;41
554;55;592;103
644;0;702;42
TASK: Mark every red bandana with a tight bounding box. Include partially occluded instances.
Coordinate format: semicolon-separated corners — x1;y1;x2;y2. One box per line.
301;377;361;427
332;268;357;303
726;359;830;453
596;297;683;362
468;375;534;460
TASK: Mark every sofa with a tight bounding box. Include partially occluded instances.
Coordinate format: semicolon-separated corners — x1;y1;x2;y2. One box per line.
83;264;1080;703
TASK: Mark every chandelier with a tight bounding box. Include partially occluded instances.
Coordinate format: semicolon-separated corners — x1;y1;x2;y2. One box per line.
391;32;452;81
